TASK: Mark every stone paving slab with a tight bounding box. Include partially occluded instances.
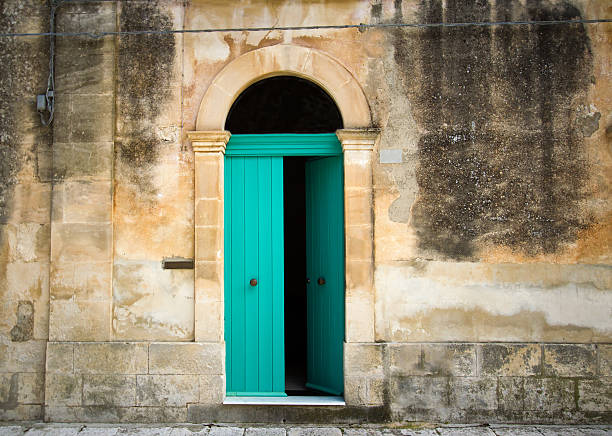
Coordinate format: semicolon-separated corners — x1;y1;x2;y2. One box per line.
0;424;609;436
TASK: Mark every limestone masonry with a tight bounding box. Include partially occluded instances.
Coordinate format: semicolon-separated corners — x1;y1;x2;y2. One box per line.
0;0;610;425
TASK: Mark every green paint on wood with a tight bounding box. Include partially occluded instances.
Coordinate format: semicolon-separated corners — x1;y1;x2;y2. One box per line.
226;134;342;156
306;155;345;396
225;155;285;396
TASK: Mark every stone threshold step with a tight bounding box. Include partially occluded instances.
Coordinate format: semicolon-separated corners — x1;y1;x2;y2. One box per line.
223;396;346;406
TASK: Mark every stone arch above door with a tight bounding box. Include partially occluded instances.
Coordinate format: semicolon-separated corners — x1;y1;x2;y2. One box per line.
195;44;371;130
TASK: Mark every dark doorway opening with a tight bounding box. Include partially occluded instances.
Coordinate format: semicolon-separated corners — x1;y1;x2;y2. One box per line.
225;76;342;134
283;157;309;395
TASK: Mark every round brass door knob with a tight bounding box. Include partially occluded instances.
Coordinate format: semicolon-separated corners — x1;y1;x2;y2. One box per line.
318;277;326;286
250;278;258;286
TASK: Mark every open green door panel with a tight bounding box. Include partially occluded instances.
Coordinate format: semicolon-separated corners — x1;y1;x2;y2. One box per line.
224;134;344;397
305;155;345;395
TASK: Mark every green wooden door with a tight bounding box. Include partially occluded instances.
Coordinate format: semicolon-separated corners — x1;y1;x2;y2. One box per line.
224;155;285;396
225;134;343;397
305;155;345;395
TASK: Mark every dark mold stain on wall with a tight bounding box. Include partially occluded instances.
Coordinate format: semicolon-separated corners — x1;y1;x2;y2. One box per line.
10;300;34;342
391;0;594;259
117;0;175;192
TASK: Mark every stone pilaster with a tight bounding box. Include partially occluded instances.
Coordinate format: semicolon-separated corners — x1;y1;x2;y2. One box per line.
188;131;230;343
336;129;380;344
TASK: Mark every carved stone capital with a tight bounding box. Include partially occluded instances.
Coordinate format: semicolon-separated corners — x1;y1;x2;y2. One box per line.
187;130;231;154
336;129;380;152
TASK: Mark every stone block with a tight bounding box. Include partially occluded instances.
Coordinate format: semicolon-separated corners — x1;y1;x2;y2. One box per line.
0;404;43;421
51;223;111;263
55;49;115;95
344;375;384;406
49;300;110;341
195;158;222;199
245;429;286;436
195;261;223;298
83;375;136;406
0;341;46;373
346;260;373;291
111;262;195;342
436;429;497;436
344;343;383;377
480;344;541;376
199;374;224;404
450;377;497;411
51;262;111;302
0;374;14;403
74;342;148;374
63;181;112;223
17;372;44;404
387;344;421;376
46;343;74;374
196;199;221;227
5;222;50;263
388;376;450;410
388;344;476;377
45;373;82;406
498;377;524;411
149;343;224;375
345;225;372;262
599;345;612;376
543;344;597;377
345;188;372;226
4;261;48;301
422;344;477;376
523;378;575;412
46;405;188;423
287;429;341;436
70;94;114;143
345;290;374;343
195;227;222;262
136;374;199;406
52;142;113;181
344;157;372;188
5;183;51;224
577;378;612;412
194;300;223;343
0;426;26;436
209;428;244;436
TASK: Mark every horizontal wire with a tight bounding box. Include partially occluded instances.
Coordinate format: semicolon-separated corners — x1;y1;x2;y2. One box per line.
0;18;611;38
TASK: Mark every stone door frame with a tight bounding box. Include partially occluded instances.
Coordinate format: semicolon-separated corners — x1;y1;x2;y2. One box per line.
188;44;379;404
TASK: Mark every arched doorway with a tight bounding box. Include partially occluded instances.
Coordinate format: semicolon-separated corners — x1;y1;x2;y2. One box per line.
224;76;344;397
188;44;379;405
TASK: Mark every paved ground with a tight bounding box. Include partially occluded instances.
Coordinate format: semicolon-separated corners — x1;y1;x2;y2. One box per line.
0;424;610;436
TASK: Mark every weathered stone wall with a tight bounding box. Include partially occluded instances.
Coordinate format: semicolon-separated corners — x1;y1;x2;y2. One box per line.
44;342;223;422
0;0;610;425
113;0;194;341
49;2;116;341
0;0;52;421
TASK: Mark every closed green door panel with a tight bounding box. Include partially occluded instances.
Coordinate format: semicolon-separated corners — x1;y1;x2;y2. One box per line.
225;155;285;397
305;155;345;395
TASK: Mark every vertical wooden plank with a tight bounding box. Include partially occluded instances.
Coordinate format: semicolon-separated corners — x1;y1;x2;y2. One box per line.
230;157;246;393
271;156;285;394
244;157;259;393
224;156;233;392
258;156;273;391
